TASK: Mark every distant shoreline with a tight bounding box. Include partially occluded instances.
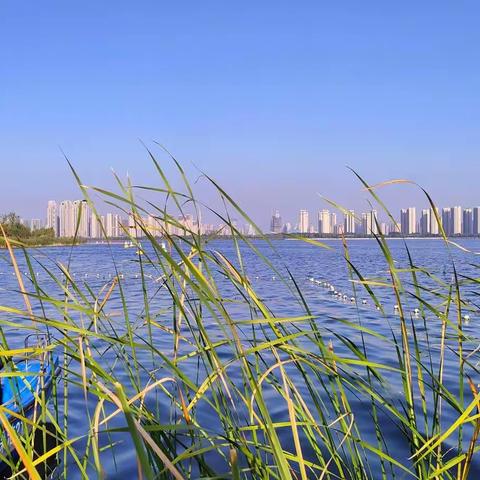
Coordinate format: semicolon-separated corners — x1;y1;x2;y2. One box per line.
0;241;85;249
77;235;480;244
3;236;477;249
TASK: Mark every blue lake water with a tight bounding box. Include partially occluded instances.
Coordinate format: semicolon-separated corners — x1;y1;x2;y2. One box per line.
1;238;479;478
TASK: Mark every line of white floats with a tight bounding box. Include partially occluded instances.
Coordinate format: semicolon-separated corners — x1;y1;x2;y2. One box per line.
308;277;473;322
309;277;376;307
0;271;167;283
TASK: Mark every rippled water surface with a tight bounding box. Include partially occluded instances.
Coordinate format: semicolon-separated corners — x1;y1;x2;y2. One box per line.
1;238;479;478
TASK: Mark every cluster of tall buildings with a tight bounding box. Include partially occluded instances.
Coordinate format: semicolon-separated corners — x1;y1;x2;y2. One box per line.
45;200;256;239
270;209;384;236
46;200;122;238
21;201;480;239
400;206;480;236
270;206;480;237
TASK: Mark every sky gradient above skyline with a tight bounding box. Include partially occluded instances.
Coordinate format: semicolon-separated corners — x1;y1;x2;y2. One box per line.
1;1;479;226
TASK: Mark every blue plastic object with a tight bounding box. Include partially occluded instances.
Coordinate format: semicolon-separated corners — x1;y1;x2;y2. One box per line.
0;355;59;467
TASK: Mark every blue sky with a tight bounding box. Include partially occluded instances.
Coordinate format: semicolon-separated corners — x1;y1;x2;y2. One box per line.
1;1;479;226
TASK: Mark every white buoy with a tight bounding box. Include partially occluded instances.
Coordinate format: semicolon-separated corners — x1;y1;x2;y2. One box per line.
413;308;420;315
350;297;355;303
343;294;348;301
463;314;470;322
309;277;314;282
394;305;399;312
362;299;367;305
376;305;381;311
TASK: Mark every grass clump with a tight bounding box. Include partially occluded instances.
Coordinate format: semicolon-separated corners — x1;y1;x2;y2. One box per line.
0;150;479;479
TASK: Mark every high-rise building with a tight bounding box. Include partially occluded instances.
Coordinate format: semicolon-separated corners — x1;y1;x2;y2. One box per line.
106;213;122;238
59;200;75;237
106;213;115;238
452;206;462;235
73;200;91;238
145;215;160;237
463;208;473;236
430;207;439;235
330;212;337;232
270;210;282;234
441;208;451;236
362;210;378;235
128;213;143;238
90;214;103;239
400;207;416;235
473;207;480;236
420;209;430;235
282;222;292;234
178;214;195;236
318;209;331;234
46;200;59;237
299;210;309;233
344;210;356;234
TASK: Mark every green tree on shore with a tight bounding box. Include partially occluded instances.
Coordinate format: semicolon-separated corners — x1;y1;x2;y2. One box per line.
0;212;56;246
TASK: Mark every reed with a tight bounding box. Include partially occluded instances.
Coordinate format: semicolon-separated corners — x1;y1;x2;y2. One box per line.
0;152;479;479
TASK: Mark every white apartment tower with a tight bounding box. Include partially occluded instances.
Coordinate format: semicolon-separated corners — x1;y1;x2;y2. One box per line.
318;209;331;234
59;200;75;237
330;212;337;232
362;210;378;235
90;214;104;239
73;200;91;238
420;209;430;235
106;213;122;238
400;207;416;235
452;206;462;235
430;207;439;235
473;207;480;235
463;208;473;236
299;210;309;233
441;208;451;235
46;200;59;237
344;210;355;234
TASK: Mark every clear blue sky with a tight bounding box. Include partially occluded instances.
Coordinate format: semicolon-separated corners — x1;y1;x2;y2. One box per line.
1;1;479;226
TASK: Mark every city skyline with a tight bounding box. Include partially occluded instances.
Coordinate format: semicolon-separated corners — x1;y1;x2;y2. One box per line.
9;199;480;239
269;204;480;237
36;199;257;239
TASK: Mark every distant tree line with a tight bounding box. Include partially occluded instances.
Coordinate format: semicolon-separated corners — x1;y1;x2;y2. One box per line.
0;212;81;247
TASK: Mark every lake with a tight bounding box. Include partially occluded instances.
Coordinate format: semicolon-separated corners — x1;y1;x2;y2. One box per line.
1;238;479;478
